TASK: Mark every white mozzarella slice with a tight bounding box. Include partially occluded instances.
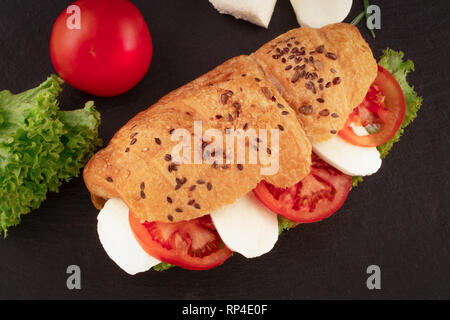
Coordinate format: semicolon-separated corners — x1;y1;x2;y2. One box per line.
312;127;382;176
209;0;278;28
350;123;370;136
290;0;353;28
97;198;160;275
211;193;279;259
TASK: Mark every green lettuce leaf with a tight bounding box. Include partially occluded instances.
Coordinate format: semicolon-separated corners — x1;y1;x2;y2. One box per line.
351;49;422;187
351;176;364;189
153;262;175;272
0;75;101;236
57;101;101;183
278;215;295;235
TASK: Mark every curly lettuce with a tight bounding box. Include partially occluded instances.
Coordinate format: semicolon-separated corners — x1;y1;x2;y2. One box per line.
278;215;295;234
153;262;175;272
0;75;101;236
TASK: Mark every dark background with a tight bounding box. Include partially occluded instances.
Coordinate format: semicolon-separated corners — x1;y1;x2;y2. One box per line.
0;0;448;300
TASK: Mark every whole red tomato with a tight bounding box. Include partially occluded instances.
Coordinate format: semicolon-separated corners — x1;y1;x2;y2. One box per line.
50;0;153;97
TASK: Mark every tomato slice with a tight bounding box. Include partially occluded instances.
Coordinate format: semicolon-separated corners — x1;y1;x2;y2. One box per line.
129;214;232;270
253;154;352;223
339;65;406;147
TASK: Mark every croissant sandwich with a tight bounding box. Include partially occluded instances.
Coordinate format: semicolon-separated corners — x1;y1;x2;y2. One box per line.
84;23;381;274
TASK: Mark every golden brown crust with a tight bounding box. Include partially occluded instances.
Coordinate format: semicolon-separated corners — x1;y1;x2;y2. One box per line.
84;56;311;223
252;23;377;143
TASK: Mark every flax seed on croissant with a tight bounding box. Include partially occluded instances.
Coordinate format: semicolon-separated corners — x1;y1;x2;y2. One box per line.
252;23;377;143
83;55;312;223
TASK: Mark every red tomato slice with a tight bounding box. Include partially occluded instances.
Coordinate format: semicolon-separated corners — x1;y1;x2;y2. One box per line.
129;214;232;270
253;154;352;223
338;66;406;147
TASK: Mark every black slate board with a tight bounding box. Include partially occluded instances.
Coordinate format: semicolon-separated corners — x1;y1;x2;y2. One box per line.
0;0;449;299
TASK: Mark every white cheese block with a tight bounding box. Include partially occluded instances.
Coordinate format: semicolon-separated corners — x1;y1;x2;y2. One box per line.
312;126;382;176
211;193;279;258
350;123;370;136
209;0;278;28
97;198;160;275
290;0;353;28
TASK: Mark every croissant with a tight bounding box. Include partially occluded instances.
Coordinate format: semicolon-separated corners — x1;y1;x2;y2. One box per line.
84;55;311;223
83;23;376;223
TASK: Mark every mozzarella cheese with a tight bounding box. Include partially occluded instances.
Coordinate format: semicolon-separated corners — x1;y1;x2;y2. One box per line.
350;123;370;136
290;0;353;28
312;126;382;176
97;198;160;275
211;193;279;258
209;0;278;28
